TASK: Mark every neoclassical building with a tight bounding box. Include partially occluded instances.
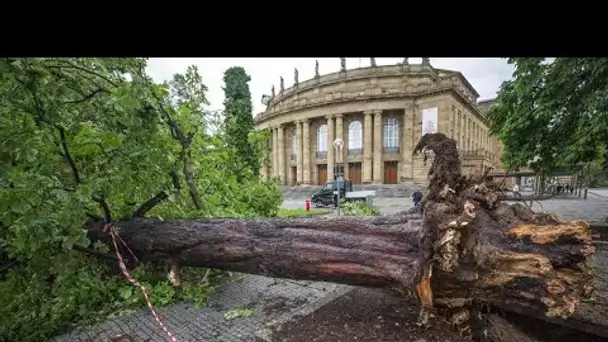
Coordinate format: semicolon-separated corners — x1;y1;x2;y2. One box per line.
255;58;504;186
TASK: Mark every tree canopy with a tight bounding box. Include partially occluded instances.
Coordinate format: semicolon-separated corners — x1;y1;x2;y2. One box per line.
487;58;608;174
0;58;281;341
222;66;259;180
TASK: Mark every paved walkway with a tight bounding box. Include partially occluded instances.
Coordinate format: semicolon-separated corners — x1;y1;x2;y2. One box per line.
53;195;608;342
589;188;608;199
52;276;352;342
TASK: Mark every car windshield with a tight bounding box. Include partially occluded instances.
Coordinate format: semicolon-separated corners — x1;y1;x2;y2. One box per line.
322;182;333;191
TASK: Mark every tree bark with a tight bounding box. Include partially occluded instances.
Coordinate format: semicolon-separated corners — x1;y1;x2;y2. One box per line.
87;205;595;326
88;213;423;290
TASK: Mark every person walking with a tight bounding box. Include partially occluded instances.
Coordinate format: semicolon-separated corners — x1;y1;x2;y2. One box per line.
412;190;423;208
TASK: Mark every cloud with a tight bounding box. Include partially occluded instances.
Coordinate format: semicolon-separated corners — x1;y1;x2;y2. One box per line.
146;58;514;115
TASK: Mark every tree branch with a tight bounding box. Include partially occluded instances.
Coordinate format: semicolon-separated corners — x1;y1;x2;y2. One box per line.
132;192;169;218
45;61;119;87
0;260;19;274
62;88;108;105
86;212;102;221
131;171;181;218
147;83;204;210
72;245;118;261
57;126;81;184
93;196;112;222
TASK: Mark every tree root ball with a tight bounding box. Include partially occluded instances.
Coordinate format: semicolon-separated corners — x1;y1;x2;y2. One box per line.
413;132;594;321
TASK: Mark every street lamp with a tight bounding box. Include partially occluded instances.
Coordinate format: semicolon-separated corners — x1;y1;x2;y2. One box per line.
333;138;344;216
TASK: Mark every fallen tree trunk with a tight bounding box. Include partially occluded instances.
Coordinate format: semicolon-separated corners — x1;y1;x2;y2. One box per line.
87;206;594;320
87;133;598;335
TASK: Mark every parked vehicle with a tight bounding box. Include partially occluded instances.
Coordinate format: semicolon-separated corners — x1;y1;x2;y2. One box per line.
310;178;376;207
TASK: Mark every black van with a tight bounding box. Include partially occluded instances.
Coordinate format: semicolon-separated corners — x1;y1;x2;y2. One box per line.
311;178;353;207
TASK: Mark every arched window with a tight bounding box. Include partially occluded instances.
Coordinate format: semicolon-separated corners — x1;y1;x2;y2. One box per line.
348;121;362;155
291;129;297;161
383;116;399;152
316;124;327;158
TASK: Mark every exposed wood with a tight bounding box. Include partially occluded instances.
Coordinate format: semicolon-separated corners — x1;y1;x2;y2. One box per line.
494;243;608;338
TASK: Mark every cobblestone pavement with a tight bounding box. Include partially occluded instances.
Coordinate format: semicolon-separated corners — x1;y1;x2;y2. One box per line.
52;276;352;342
53;195;608;342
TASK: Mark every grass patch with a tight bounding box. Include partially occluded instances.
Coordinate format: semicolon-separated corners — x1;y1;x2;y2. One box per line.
277;208;330;217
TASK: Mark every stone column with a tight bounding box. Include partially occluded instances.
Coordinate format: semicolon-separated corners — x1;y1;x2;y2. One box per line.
372;110;383;184
296;120;303;184
335;114;344;177
272;127;279;178
327;115;335;181
335;114;344;141
277;125;285;184
460;114;465;150
302;119;311;184
401;106;414;180
465;118;470;150
363;111;373;183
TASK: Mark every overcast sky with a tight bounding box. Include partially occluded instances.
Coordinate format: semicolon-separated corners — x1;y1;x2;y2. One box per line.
146;58;514;115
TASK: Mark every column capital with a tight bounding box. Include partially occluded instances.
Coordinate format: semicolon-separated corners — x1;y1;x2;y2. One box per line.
301;118;309;124
325;114;334;120
335;113;343;119
363;110;373;116
276;124;284;130
373;110;383;116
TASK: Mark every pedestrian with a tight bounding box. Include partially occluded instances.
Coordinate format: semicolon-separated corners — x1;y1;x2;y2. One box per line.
412;190;423;208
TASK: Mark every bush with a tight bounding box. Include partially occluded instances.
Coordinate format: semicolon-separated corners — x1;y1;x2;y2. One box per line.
340;200;381;216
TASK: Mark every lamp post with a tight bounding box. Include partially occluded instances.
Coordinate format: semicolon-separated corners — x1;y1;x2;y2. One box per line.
333;138;344;216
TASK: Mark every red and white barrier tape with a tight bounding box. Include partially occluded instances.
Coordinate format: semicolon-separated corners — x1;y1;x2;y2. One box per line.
103;224;181;342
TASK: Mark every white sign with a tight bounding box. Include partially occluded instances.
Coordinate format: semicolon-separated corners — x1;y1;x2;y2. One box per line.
422;107;438;135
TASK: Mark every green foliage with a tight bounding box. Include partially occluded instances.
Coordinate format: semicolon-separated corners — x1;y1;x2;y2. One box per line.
585;161;608;188
340;201;380;216
487;58;608;174
223;306;253;320
222;67;259;180
0;58;282;341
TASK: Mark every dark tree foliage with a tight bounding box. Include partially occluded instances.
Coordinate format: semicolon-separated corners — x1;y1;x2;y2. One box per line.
487;58;608;174
222;67;258;180
0;58;282;342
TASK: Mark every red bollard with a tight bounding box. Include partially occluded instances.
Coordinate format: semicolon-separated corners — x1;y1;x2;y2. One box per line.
305;199;311;212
